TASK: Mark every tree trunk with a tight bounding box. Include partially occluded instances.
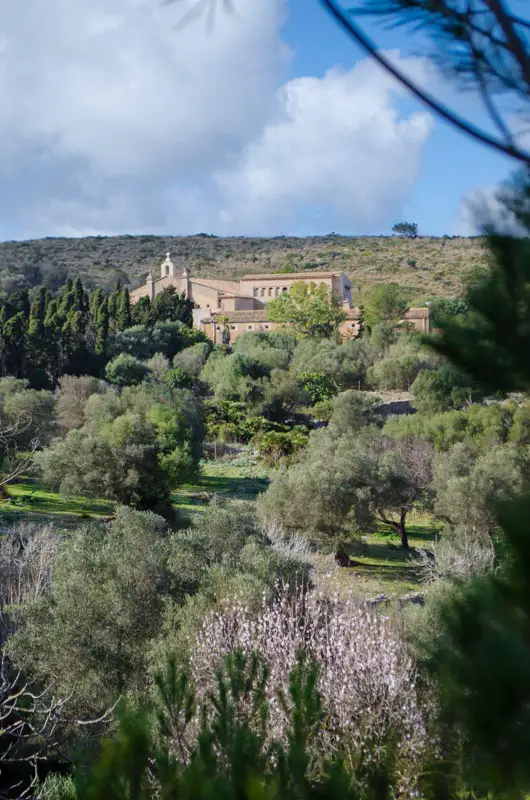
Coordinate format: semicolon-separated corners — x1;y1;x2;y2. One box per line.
399;521;409;550
398;507;409;550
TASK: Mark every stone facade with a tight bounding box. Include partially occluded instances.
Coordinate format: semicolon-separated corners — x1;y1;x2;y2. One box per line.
130;254;429;343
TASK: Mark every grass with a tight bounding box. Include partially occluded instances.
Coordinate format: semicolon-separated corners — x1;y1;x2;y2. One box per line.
331;514;441;597
0;477;116;529
3;462;438;600
172;460;270;522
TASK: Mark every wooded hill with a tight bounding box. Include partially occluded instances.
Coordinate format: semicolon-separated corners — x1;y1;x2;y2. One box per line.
0;233;488;300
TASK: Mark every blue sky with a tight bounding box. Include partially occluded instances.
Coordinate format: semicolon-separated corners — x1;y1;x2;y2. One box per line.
0;0;520;240
283;0;516;236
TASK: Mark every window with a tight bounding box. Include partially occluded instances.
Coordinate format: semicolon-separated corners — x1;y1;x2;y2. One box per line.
248;324;253;330
261;288;266;297
253;288;258;297
231;325;236;330
268;287;273;297
264;325;269;329
282;287;288;293
275;287;280;296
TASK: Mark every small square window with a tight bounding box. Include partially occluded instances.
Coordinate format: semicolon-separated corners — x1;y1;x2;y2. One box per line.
264;325;269;329
231;325;236;330
248;325;253;330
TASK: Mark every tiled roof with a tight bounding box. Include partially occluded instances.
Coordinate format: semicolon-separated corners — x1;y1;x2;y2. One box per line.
404;307;430;319
240;271;342;281
190;278;243;294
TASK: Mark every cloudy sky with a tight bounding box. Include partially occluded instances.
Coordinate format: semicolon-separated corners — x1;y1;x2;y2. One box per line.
0;0;518;240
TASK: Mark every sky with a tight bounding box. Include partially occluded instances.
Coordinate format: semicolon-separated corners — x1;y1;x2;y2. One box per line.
0;0;521;241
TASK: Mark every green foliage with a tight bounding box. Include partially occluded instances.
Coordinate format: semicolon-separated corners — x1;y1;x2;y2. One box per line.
327;390;381;433
0;377;57;447
508;399;530;444
105;353;151;387
37;384;203;509
290;336;380;390
57;376;105;432
425;296;470;327
164;366;193;390
411;174;530;794
260;430;433;548
410;365;484;413
40;774;77;800
366;335;433;391
392;221;418;238
267;281;346;338
254;429;309;467
430;228;530;395
384;402;513;451
151;285;193;325
297;372;338;405
201;351;268;406
233;331;296;372
433;441;527;536
75;653;362;800
172;341;212;379
362;283;409;329
8;507;173;717
420;496;530;794
0;276;197;390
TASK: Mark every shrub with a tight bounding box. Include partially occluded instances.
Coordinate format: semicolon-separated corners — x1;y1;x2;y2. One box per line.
187;587;427;791
297;372;338;405
253;429;309;467
105;353;150;387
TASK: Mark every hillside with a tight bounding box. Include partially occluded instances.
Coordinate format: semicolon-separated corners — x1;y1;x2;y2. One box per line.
0;234;489;299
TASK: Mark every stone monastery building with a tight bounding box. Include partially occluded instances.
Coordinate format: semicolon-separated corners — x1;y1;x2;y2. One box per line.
130;253;430;344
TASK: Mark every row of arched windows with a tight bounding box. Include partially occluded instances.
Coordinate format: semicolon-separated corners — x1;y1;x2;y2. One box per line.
252;286;288;298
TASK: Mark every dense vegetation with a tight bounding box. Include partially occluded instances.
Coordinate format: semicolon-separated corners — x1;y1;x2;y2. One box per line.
0;233;487;297
0;193;529;799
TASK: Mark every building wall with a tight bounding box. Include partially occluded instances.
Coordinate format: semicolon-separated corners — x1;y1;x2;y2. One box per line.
189;282;223;311
218;295;259;312
339;319;361;340
201;319;281;344
241;275;336;302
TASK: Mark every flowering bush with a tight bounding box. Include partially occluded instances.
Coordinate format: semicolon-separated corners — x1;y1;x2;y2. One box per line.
188;587;428;796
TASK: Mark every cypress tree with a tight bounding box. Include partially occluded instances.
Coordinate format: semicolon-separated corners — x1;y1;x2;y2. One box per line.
115;288;132;331
89;287;106;320
132;296;153;326
73;278;87;313
95;297;109;356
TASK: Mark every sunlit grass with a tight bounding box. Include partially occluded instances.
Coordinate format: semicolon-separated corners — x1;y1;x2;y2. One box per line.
1;478;115;526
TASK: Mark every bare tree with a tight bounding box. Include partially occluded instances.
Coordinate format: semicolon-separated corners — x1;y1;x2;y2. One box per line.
0;523;59;611
321;0;530;164
0;651;118;800
0;420;38;499
0;653;70;799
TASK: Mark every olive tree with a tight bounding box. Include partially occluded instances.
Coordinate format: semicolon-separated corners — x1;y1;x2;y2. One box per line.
259;429;433;549
8;508;172;718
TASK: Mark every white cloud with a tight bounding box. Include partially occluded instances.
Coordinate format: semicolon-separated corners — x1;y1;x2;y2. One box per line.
214;55;433;233
0;0;434;238
454;181;527;237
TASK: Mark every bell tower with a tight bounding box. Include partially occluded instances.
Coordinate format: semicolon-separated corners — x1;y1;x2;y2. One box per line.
160;252;175;279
